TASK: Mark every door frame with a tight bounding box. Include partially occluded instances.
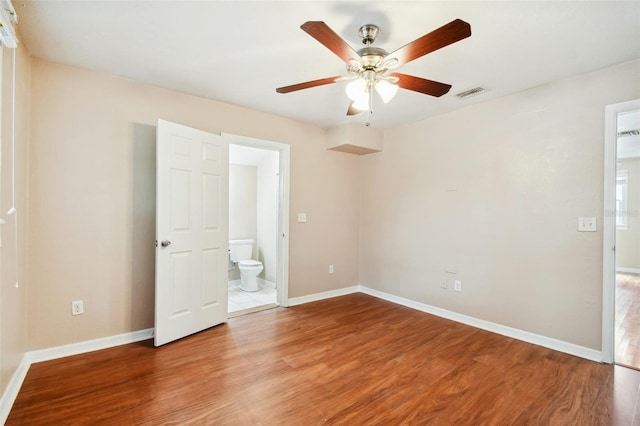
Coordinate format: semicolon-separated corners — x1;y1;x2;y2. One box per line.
223;133;290;307
602;98;640;363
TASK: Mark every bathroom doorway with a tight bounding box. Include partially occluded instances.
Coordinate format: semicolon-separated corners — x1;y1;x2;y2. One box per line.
224;134;290;316
603;99;640;368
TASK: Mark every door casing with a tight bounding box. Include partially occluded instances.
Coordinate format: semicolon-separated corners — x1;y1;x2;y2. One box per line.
223;133;290;307
602;98;640;363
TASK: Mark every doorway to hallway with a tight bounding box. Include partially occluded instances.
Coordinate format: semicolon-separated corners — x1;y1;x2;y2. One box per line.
603;100;640;369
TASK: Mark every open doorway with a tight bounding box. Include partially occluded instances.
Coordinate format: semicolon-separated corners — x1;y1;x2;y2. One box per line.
614;109;640;368
603;100;640;368
224;134;290;317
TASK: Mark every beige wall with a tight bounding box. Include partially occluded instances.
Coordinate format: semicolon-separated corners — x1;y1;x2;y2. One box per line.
229;164;257;244
20;51;637;358
229;164;257;281
0;41;30;396
616;157;640;270
229;155;279;283
28;58;361;350
256;151;279;283
360;60;640;350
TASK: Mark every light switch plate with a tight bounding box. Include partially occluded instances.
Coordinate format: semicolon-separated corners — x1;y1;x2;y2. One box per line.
298;213;307;223
578;217;597;232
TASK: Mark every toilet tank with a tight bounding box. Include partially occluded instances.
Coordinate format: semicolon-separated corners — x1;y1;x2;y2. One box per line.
229;239;254;262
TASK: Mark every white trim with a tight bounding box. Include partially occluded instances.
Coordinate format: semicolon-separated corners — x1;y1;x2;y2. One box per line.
359;286;602;362
602;98;640;364
287;285;602;361
0;354;29;425
287;286;360;306
278;145;290;307
27;328;153;364
259;278;276;289
0;328;153;423
1;277;609;423
616;267;640;275
228;278;275;289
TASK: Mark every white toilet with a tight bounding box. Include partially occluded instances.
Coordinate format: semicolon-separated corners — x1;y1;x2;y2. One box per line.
229;239;264;292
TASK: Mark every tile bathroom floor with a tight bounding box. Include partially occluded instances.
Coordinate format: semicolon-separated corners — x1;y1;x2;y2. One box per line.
228;280;277;313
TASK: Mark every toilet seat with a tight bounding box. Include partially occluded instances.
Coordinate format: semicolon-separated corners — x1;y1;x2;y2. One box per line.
238;260;262;267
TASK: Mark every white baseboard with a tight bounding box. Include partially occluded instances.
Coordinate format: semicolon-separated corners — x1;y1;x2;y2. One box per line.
358;286;602;363
27;328;154;364
287;286;359;306
0;328;154;423
616;267;640;274
259;278;276;289
1;283;605;422
0;355;30;425
286;284;602;363
230;278;276;289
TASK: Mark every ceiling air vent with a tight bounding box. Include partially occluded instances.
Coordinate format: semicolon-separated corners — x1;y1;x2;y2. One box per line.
455;87;486;99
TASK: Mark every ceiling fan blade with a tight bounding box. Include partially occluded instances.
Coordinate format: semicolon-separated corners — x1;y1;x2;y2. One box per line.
347;103;363;116
276;76;342;94
301;21;360;65
390;73;452;97
385;19;471;66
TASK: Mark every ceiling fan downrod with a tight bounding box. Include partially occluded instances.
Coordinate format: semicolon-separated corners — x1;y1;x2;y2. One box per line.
358;24;379;46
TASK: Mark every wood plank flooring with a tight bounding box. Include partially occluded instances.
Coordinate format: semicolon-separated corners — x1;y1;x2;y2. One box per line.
8;293;640;425
616;273;640;369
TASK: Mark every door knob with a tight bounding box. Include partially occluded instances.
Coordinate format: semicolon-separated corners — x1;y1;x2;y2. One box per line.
161;240;171;247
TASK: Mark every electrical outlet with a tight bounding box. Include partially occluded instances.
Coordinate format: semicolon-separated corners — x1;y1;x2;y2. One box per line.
329;265;334;274
441;279;448;289
71;300;84;315
454;280;462;292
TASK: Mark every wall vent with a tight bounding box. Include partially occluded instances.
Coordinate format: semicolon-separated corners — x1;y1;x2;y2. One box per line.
617;129;640;137
455;87;486;99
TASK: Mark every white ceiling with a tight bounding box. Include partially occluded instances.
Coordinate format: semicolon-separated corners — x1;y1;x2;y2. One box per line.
15;1;640;129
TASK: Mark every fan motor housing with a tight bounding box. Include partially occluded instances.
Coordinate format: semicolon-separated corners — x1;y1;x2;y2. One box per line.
357;47;388;68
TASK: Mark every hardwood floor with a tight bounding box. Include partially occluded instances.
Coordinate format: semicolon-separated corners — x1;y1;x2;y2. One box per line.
616;273;640;369
8;293;640;425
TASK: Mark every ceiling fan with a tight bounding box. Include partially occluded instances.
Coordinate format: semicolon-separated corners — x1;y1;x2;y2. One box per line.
276;19;472;116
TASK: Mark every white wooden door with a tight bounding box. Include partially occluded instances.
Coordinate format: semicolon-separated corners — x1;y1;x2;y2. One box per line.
155;119;229;347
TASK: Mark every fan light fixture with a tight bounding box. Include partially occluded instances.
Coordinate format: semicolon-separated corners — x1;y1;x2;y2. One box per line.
276;19;471;125
342;26;401;113
345;73;399;111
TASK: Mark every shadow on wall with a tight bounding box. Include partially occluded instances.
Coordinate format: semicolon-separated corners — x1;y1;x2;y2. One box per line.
131;123;157;330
